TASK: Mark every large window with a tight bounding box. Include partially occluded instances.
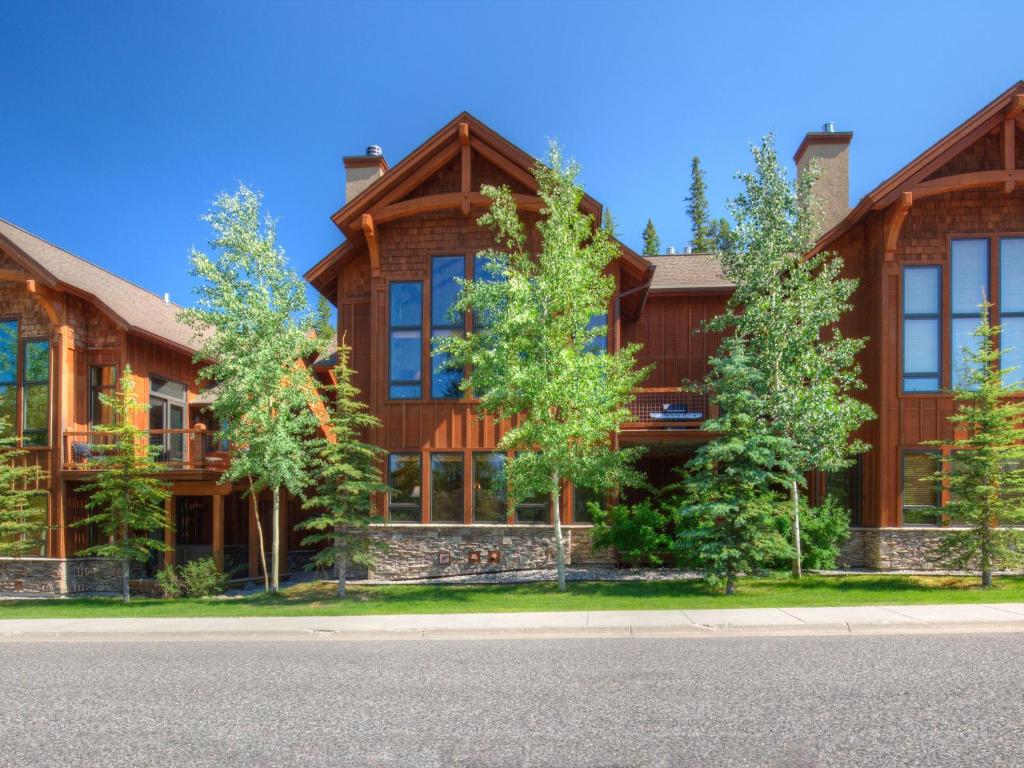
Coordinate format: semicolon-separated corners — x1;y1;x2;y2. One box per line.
472;253;505;329
515;490;550;525
431;256;466;399
21;340;49;446
950;239;989;389
149;376;186;462
89;365;117;426
825;458;862;527
902;266;941;392
473;453;507;523
0;320;17;431
573;485;600;524
430;453;464;523
389;281;423;399
388;453;422;523
1001;238;1024;388
902;450;941;525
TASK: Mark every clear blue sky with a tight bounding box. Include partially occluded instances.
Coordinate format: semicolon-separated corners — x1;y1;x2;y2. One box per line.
2;0;1022;307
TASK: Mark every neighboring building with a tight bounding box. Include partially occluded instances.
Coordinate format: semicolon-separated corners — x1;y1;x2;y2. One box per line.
0;220;311;584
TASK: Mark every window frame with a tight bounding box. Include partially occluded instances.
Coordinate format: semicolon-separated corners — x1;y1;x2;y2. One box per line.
0;318;19;438
949;238;991;390
387;280;425;401
429;451;465;523
472;452;508;524
88;364;118;426
20;337;50;447
429;255;467;400
901;265;943;393
999;237;1024;388
900;448;943;526
387;452;423;523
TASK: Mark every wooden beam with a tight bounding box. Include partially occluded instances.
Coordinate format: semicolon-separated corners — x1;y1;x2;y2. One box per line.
910;169;1022;200
164;496;176;568
1007;94;1024;121
375;192;544;226
883;191;913;262
460;122;471;215
471;139;537;191
0;268;29;282
361;213;380;277
1005;117;1017;192
212;494;224;571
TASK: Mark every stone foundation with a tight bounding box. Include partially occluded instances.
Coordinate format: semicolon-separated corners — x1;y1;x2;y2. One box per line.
357;525;605;580
836;527;1019;571
0;557;122;596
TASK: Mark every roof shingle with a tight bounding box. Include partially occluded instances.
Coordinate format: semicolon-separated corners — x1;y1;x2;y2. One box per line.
645;253;733;291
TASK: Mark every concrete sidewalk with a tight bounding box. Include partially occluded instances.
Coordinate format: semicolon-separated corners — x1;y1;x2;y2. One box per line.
4;603;1024;642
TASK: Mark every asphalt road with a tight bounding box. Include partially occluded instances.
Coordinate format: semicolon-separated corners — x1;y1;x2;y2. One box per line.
2;633;1023;767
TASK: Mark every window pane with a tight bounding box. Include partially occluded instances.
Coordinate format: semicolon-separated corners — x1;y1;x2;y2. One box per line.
430;453;464;523
389;329;422;397
472;254;506;329
388;454;421;523
1002;317;1024;388
585;314;607;355
903;318;940;374
951;239;989;315
22;385;49;444
573;485;600;524
903;451;939;524
473;453;507;523
903;267;940;315
1001;238;1024;313
431;329;462;399
90;365;116;388
951;317;983;389
903;376;940;393
431;256;465;327
150;376;185;401
390;282;422;327
0;385;15;430
23;341;48;382
0;320;17;385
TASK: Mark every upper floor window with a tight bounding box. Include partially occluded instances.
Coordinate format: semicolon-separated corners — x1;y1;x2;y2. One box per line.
902;266;941;392
1001;238;1024;387
21;340;49;446
389;281;423;399
950;239;989;389
431;256;466;399
0;319;17;431
89;365;117;426
149;376;186;461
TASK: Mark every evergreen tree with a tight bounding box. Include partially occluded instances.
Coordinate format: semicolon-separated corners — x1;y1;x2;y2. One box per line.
0;417;47;557
438;142;651;591
926;303;1024;586
670;338;796;594
641;218;661;256
72;367;171;602
709;217;733;254
686;156;714;252
180;185;330;592
601;207;618;237
709;135;874;576
297;342;388;597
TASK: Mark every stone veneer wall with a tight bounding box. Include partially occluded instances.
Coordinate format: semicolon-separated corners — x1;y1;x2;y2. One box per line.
836;527;1024;571
357;525;612;581
0;557;122;596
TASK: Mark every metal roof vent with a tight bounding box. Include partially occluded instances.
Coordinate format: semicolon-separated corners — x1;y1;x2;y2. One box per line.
666;246;676;255
163;292;170;304
366;144;383;157
822;122;837;133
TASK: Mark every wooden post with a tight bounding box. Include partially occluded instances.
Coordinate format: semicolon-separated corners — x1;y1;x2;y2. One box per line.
278;490;288;578
212;494;224;571
163;495;175;568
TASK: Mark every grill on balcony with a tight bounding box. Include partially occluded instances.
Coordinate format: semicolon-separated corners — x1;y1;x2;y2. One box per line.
63;429;228;471
625;389;712;429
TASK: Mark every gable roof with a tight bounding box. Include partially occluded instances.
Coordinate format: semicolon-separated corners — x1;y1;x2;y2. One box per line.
817;80;1024;252
0;219;201;353
645;254;732;292
305;111;653;304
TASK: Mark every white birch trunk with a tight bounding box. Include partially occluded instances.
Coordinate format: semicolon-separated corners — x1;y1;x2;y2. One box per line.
250;489;270;592
552;471;566;592
271;486;281;592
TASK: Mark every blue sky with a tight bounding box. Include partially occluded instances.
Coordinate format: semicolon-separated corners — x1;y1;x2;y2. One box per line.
1;0;1022;307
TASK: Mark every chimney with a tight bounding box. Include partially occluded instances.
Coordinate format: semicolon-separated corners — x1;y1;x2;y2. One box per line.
343;145;388;203
794;123;853;237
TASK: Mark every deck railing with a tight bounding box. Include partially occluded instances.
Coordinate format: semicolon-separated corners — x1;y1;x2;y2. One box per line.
62;429;229;471
624;388;714;429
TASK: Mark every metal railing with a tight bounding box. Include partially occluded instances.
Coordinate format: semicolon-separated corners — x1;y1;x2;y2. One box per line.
625;388;714;429
62;429;229;471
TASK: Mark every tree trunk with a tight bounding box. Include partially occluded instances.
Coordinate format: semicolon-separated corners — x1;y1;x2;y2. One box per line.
271;486;281;593
250;489;270;592
336;525;347;598
981;516;993;588
790;479;803;579
725;575;735;596
121;559;130;604
552;471;566;592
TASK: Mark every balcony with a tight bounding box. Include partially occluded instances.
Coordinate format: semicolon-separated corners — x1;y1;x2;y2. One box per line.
62;429;230;472
624;388;715;431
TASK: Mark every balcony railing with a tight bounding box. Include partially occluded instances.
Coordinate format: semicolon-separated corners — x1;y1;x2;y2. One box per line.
624;388;715;430
62;429;230;472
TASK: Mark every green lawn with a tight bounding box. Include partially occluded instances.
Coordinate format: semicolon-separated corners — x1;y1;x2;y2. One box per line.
3;574;1024;619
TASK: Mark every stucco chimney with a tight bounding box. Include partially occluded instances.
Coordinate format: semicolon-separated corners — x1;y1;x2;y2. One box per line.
343;145;388;203
794;124;853;237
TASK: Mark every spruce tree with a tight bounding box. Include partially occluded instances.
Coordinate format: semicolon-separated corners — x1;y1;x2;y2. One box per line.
926;302;1024;586
297;342;388;597
641;218;661;256
686;156;714;253
601;207;618;237
0;417;47;557
670;338;796;594
72;367;171;602
709;217;733;254
438;142;651;591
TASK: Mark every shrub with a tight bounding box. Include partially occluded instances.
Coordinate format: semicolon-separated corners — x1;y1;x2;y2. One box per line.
155;557;228;598
591;499;672;568
774;496;851;571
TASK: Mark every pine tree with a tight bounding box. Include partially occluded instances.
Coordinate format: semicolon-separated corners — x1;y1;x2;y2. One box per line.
297;341;388;597
709;217;733;254
670;338;796;594
641;218;661;257
926;302;1024;586
437;142;651;591
0;417;47;557
709;135;874;576
601;207;618;237
687;156;714;253
72;367;171;602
